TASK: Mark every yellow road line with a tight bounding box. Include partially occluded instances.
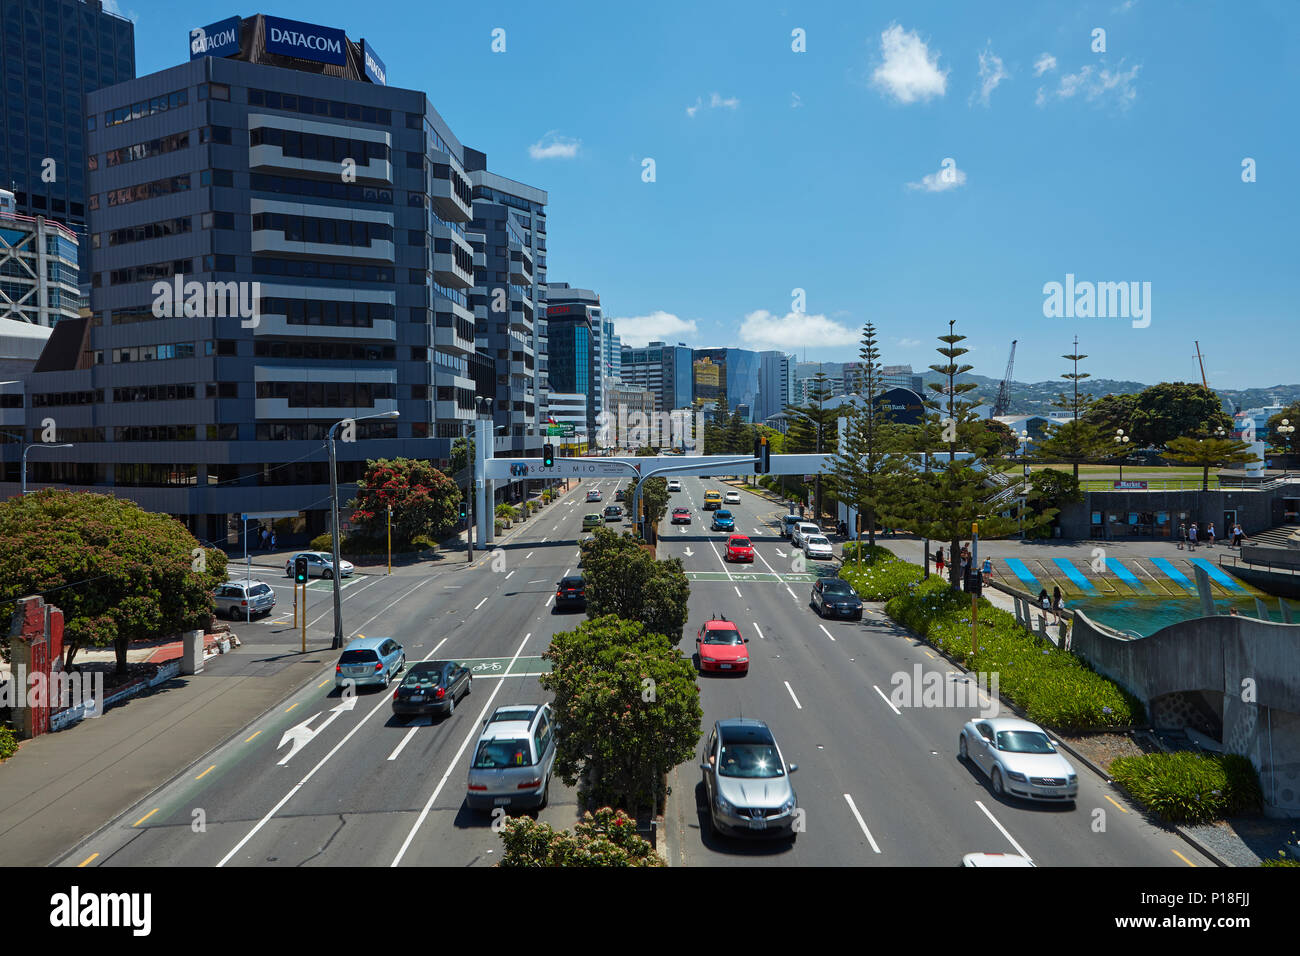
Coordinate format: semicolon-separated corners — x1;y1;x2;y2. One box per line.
195;765;216;780
924;650;936;659
1104;794;1129;813
318;679;330;688
1171;849;1196;867
133;808;159;827
244;730;262;743
284;702;299;713
77;853;98;867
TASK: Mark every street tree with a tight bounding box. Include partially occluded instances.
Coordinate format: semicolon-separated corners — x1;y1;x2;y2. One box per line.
1129;383;1232;448
349;457;461;545
580;528;690;643
1025;468;1082;535
1083;393;1139;440
830;322;904;556
0;490;227;674
497;807;664;866
540;615;702;817
1163;436;1261;491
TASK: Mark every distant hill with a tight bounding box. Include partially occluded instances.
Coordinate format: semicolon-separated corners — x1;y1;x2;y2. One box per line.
915;371;1300;416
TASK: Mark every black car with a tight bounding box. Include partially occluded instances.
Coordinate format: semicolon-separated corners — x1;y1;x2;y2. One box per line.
555;575;586;610
392;661;472;717
811;578;863;620
615;489;626;501
604;505;624;521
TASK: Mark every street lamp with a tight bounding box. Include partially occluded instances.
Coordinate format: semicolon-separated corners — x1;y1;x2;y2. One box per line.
1018;430;1034;540
1277;418;1295;455
22;443;75;494
1114;428;1130;481
328;409;399;649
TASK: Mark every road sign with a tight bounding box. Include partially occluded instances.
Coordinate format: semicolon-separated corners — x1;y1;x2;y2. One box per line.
1113;480;1148;489
546;423;575;436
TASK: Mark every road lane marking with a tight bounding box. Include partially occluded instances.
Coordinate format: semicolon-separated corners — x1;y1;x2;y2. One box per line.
818;624;836;642
1103;794;1129;813
505;570;515;580
348;577;436;639
284;702;299;713
133;808;159;827
474;598;487;610
872;685;901;715
77;853;98;867
975;800;1032;861
734;585;743;598
783;681;802;709
546;593;555;606
317;679;330;688
244;730;262;743
842;794;882;853
303;575;384;629
195;765;216;780
1171;849;1196;867
391;631;533;867
541;537;547;542
753;622;765;640
388;725;422;762
525;552;534;560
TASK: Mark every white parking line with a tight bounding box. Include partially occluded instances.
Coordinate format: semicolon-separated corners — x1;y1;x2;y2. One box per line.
752;622;765;640
872;685;902;715
783;680;802;710
504;570;515;580
473;597;487;611
818;624;836;642
525;552;534;560
843;794;882;853
975;800;1032;861
391;631;534;867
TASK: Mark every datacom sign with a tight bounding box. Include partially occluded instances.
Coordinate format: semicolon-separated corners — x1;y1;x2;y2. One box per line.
189;16;241;60
361;39;387;86
264;15;348;66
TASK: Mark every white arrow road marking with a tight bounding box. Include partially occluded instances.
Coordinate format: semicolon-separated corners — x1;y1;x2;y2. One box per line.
683;547;694;557
975;800;1032;861
775;549;787;558
843;794;882;853
277;695;359;766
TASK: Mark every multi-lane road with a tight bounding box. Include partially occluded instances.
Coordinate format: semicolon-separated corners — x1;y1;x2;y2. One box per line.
59;475;1211;867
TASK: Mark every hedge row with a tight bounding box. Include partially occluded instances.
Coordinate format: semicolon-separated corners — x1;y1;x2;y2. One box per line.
310;532;438;555
1109;752;1263;824
885;576;1144;731
0;726;17;761
838;545;925;601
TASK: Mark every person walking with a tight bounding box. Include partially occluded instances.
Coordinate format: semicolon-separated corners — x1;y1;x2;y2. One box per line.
1052;586;1065;620
981;556;993;585
1188;523;1198;551
935;548;945;575
1232;522;1244;547
270;529;277;551
1206;522;1216;548
1177;522;1187;550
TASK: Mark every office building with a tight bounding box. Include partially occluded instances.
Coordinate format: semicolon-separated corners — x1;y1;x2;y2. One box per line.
757;350;791;422
693;347;762;420
619;340;692;413
881;363;923;394
0;0;136;239
602;316;620;387
4;13;493;541
547;283;603;433
0;190;83;327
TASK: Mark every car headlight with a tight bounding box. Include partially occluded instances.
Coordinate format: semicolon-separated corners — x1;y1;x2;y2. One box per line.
1006;771;1027;782
1067;774;1078;783
715;795;734;814
702;656;715;663
779;797;796;814
736;657;748;664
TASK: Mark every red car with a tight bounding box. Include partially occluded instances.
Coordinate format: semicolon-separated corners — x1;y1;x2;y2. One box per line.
695;617;749;674
671;507;692;524
725;534;754;562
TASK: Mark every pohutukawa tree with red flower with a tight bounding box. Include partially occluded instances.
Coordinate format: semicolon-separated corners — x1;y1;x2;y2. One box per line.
347;458;462;547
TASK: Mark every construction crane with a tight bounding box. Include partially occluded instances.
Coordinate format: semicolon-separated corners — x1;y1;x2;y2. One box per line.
1194;340;1209;390
991;340;1017;418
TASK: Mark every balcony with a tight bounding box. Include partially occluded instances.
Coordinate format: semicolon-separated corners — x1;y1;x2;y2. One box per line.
430;166;473;222
433;250;474;289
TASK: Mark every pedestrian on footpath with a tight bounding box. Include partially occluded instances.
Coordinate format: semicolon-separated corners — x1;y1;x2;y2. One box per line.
1052;586;1065;620
1189;523;1198;551
935;549;945;575
1206;522;1216;548
1177;522;1187;550
981;556;992;585
270;530;277;551
1232;523;1244;547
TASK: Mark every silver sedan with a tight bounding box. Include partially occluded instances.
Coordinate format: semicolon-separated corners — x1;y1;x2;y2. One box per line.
958;717;1078;805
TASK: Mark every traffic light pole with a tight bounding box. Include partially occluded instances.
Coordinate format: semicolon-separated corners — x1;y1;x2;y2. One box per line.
467;439;475;563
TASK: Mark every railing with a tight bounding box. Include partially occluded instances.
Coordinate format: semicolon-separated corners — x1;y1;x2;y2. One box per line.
1220;553;1300;575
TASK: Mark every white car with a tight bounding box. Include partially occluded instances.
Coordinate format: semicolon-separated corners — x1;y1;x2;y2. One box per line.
962;853;1035;867
958;717;1078;805
724;490;741;504
667;480;682;493
791;522;822;549
802;535;833;560
285;551;355;579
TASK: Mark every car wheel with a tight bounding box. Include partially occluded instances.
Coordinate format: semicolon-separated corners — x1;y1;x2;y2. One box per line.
399;654;406;672
323;569;334;580
465;675;472;696
446;694;455;716
958;735;968;761
539;774;550;809
991;767;1004;796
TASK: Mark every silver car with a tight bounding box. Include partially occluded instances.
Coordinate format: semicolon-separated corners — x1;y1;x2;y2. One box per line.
802;534;833;560
213;580;276;619
466;704;557;812
285;551;355;579
958;717;1078;805
699;718;799;840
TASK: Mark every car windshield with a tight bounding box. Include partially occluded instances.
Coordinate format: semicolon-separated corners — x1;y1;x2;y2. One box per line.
717;742;785;778
996;730;1055;754
339;649;378;664
472;738;534;768
716;511;732;519
702;628;742;645
729;538;751;548
806;536;829;546
249;584;271;596
401;668;442;688
824;580;854;595
489;708;535;724
559;577;583;588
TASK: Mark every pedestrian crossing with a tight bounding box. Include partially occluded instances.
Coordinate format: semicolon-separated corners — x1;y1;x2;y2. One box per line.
986;553;1252;600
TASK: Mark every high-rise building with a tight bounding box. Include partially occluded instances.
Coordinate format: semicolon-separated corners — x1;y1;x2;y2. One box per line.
548;283;603;433
692;347;762;421
757;350;791;422
602;316;620;386
4;14;496;540
881;364;923;393
0;190;83;326
619;340;692;413
1;0;136;243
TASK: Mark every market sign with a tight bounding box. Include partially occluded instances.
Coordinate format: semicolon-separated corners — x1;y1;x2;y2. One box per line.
1113;480;1148;490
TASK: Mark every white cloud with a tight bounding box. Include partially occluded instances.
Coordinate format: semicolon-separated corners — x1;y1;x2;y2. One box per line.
897;338;922;347
613;311;698;348
527;131;581;160
738;310;859;349
1033;53;1057;77
971;43;1009;107
870;23;948;104
687;92;740;117
906;160;967;192
1036;61;1140;109
790;92;803;109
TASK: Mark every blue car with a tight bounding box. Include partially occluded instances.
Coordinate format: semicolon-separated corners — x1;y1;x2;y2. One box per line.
712;510;736;532
335;636;406;690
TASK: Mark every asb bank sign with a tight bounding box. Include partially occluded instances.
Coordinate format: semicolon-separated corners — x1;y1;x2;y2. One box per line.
189;16;241;60
265;15;348;66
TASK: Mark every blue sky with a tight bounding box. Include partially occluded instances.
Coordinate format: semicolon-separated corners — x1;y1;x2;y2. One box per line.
116;0;1299;389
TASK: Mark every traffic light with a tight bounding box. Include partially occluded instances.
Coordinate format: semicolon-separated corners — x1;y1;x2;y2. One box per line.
459;498;467;522
753;434;771;474
543;443;555;467
294;556;309;584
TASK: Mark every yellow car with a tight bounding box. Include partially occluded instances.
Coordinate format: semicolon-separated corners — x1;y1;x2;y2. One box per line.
582;513;603;531
703;490;722;510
